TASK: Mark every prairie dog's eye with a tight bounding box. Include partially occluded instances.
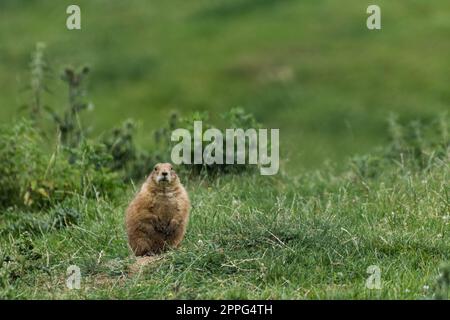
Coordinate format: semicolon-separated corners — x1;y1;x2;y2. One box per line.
154;167;158;171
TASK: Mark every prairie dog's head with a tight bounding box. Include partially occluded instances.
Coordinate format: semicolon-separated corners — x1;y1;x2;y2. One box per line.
150;163;178;186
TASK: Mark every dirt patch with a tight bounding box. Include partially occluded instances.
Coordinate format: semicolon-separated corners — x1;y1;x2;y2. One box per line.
128;255;165;275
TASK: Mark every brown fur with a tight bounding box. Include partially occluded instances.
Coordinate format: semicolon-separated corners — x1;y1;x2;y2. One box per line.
125;163;190;256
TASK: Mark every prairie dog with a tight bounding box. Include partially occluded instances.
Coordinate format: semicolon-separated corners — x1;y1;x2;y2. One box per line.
125;163;190;256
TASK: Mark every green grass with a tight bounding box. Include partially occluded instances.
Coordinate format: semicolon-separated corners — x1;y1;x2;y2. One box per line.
1;152;449;299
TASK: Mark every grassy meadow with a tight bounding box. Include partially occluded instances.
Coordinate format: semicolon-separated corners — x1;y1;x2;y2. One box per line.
0;0;449;299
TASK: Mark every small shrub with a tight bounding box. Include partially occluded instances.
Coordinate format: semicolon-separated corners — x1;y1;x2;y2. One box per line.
63;139;122;199
50;205;81;229
21;42;51;126
386;114;449;169
101;119;154;181
153;108;261;176
0;120;121;210
349;114;450;178
47;66;91;148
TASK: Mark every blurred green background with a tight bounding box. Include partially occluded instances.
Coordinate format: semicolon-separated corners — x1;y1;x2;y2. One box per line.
0;0;449;173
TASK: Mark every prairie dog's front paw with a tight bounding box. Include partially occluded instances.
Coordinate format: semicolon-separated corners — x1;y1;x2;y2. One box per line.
147;215;165;232
164;219;180;235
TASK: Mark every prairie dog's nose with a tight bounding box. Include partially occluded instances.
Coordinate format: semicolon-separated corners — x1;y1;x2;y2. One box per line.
162;171;168;176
